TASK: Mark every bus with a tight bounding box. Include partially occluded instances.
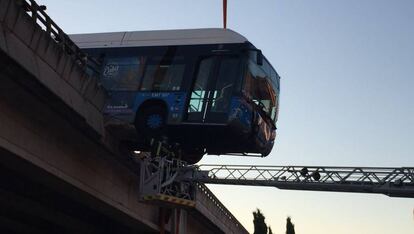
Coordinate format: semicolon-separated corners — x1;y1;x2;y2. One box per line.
71;28;280;163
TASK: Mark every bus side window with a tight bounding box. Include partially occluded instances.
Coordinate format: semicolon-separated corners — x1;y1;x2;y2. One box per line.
188;57;213;113
102;57;142;90
140;58;186;91
211;57;238;112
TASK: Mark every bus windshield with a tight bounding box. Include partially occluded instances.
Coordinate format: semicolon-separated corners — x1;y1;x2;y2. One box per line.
243;51;280;123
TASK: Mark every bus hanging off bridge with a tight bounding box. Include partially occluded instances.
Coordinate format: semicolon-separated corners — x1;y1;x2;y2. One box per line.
71;29;281;164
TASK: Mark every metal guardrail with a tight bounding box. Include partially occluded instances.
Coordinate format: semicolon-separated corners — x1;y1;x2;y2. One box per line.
19;0;101;74
195;165;414;198
195;183;248;233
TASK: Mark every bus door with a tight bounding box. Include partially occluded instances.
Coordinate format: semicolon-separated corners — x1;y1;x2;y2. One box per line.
186;55;239;123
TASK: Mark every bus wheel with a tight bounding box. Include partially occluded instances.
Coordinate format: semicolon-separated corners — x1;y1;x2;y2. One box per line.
182;149;205;164
261;141;274;157
135;106;166;138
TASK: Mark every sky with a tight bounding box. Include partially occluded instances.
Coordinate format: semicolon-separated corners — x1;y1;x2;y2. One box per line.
36;0;414;233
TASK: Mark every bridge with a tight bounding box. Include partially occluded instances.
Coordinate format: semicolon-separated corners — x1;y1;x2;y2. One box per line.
0;0;247;233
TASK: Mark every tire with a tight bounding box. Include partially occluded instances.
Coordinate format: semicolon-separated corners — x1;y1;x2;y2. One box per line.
135;105;166;139
261;140;274;157
182;149;205;164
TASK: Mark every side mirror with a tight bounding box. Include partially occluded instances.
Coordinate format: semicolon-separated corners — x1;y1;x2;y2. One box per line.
256;50;263;66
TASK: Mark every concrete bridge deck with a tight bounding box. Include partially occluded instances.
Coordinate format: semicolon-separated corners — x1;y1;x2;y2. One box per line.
0;0;248;233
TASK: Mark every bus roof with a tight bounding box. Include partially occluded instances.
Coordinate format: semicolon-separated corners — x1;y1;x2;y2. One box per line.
70;28;248;49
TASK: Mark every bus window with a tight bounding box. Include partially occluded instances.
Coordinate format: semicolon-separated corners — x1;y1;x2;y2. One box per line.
211;57;239;112
244;60;276;118
188;57;214;114
140;47;186;92
140;59;186;91
270;69;280;122
102;57;142;90
271;69;280;92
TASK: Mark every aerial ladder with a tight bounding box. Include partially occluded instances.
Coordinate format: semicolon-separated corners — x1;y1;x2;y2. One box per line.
138;139;414;208
193;164;414;198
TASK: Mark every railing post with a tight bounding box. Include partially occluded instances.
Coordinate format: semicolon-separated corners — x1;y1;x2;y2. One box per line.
19;0;98;74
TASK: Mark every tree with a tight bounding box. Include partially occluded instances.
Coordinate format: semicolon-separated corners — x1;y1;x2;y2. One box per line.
253;209;268;234
286;217;295;234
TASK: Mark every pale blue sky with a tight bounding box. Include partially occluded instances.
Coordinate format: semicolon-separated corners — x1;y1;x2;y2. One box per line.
37;0;414;233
